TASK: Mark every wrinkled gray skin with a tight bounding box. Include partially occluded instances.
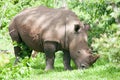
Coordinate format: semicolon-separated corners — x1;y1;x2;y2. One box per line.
9;6;99;70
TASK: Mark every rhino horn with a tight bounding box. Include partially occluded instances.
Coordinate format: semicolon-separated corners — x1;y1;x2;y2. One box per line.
89;54;100;64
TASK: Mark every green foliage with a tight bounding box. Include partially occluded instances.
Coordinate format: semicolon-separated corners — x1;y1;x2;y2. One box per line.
92;29;120;63
0;0;56;30
13;41;32;58
0;56;31;80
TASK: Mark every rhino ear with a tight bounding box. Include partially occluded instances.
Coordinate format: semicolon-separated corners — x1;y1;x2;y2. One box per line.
74;24;80;32
89;54;100;64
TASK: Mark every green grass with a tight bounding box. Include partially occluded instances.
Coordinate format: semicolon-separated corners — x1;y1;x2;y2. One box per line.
27;64;120;80
0;52;120;80
24;54;120;80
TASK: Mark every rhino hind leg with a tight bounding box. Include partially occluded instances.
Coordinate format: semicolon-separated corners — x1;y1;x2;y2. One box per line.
63;50;72;70
9;29;22;64
44;41;58;71
13;46;21;64
9;28;31;64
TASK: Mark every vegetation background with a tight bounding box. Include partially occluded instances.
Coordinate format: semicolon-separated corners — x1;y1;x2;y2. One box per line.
0;0;120;80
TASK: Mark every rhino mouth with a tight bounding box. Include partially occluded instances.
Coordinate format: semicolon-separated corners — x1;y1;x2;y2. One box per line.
74;58;90;69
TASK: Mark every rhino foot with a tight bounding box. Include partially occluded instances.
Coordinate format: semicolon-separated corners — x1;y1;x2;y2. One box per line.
14;57;20;65
45;66;54;71
64;66;72;70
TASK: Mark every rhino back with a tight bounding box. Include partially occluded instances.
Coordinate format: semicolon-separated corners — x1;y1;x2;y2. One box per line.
13;6;80;51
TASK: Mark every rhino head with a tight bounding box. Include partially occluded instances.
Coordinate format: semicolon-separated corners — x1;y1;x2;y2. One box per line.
69;23;99;69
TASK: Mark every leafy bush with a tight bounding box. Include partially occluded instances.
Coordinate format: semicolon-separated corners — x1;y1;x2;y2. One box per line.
0;54;31;80
0;0;56;29
92;28;120;63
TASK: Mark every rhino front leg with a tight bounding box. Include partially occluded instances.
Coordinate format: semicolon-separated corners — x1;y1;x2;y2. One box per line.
63;50;72;70
44;41;57;71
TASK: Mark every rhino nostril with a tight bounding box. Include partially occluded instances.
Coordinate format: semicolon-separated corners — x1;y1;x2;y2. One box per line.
77;50;81;54
81;64;86;69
